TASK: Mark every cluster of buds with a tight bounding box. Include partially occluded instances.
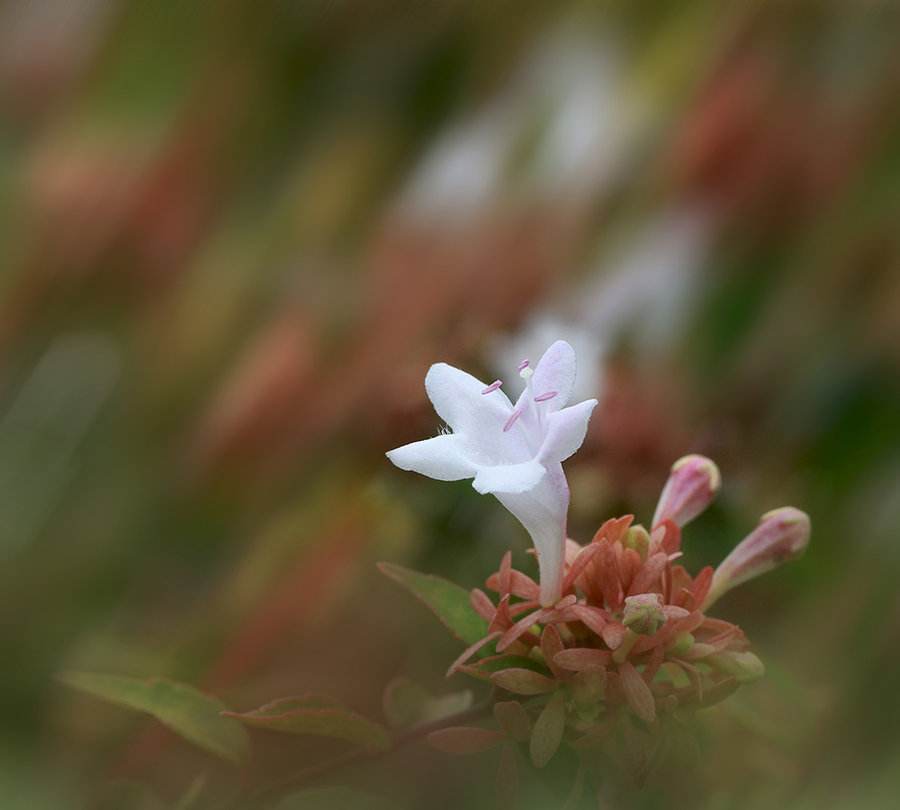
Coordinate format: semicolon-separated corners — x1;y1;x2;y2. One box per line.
430;455;810;780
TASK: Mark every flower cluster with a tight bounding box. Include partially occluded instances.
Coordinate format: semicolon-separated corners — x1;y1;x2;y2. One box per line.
387;342;809;782
430;458;809;778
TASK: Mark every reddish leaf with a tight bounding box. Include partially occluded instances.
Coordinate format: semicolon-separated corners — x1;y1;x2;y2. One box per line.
495;744;519;808
470;588;495;621
540;625;565;679
554;648;610;672
618;663;656;724
689;566;714;610
627;552;669;596
570;604;608;637
491;668;558;696
530;691;566;768
493;701;531;742
427;726;505;755
496;608;548;652
562;542;602;592
446;632;502;677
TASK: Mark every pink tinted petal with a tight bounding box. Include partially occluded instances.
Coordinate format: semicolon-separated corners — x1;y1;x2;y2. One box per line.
532;340;577;411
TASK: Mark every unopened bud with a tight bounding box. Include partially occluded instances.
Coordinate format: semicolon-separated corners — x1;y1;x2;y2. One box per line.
624;525;651;559
707;650;765;682
622;593;665;636
652;455;721;529
705;507;810;608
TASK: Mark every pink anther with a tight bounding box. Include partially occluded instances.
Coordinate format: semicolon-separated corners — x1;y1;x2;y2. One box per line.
517;359;530;372
534;390;558;402
481;380;503;394
503;408;523;432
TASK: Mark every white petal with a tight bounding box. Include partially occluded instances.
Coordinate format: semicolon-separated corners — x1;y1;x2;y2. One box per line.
495;464;569;605
472;459;546;495
532;340;577;411
386;434;476;481
538;399;598;464
425;363;528;464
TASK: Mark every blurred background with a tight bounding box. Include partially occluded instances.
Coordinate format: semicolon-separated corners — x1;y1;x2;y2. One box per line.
1;1;899;807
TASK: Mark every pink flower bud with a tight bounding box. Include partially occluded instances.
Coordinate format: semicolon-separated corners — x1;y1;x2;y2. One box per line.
705;507;811;607
652;455;721;529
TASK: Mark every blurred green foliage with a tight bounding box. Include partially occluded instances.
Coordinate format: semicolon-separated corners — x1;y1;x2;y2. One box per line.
1;0;899;807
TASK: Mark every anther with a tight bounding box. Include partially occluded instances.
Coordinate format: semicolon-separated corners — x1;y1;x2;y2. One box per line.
534;390;557;402
517;359;530;372
503;408;523;432
481;380;503;394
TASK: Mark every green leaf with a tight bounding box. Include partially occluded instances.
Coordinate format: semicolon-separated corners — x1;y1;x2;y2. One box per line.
223;695;391;751
382;677;473;729
275;787;403;810
59;672;249;765
378;563;488;644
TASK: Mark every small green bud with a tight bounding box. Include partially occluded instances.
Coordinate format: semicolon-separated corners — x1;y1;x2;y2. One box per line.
667;632;694;656
707;650;765;682
624;525;651;559
622;593;665;636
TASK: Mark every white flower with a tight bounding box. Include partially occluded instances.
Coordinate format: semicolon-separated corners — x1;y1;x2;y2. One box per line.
386;340;598;606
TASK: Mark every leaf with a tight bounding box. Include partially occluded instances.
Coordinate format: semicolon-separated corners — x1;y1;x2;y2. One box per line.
618;663;656;724
529;691;566;768
378;563;488;644
495;744;519;807
59;672;249;764
274;786;403;810
382;677;473;729
491;669;558;696
493;701;531;742
458;654;546;681
223;695;390;751
426;726;505;754
173;776;206;810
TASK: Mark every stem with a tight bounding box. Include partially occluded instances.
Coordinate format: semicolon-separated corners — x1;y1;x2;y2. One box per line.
246;697;495;806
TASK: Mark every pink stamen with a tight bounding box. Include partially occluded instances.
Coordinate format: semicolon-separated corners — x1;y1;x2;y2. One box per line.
534;390;557;402
503;408;523;432
517;359;530;372
481;380;502;394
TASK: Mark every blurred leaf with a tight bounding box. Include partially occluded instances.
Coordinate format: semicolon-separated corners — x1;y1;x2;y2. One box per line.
529;691;566;768
382;677;473;729
377;563;488;644
59;672;249;764
274;786;403;810
426;726;505;754
495;744;519;807
493;701;532;742
172;776;206;810
223;695;390;752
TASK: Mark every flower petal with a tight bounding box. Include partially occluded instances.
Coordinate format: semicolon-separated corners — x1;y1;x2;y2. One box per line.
538;399;598;464
386;434;476;481
532;340;577;411
425;363;526;464
473;460;546;495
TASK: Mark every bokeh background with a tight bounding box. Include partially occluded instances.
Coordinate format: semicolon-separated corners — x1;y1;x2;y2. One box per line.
2;1;899;808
